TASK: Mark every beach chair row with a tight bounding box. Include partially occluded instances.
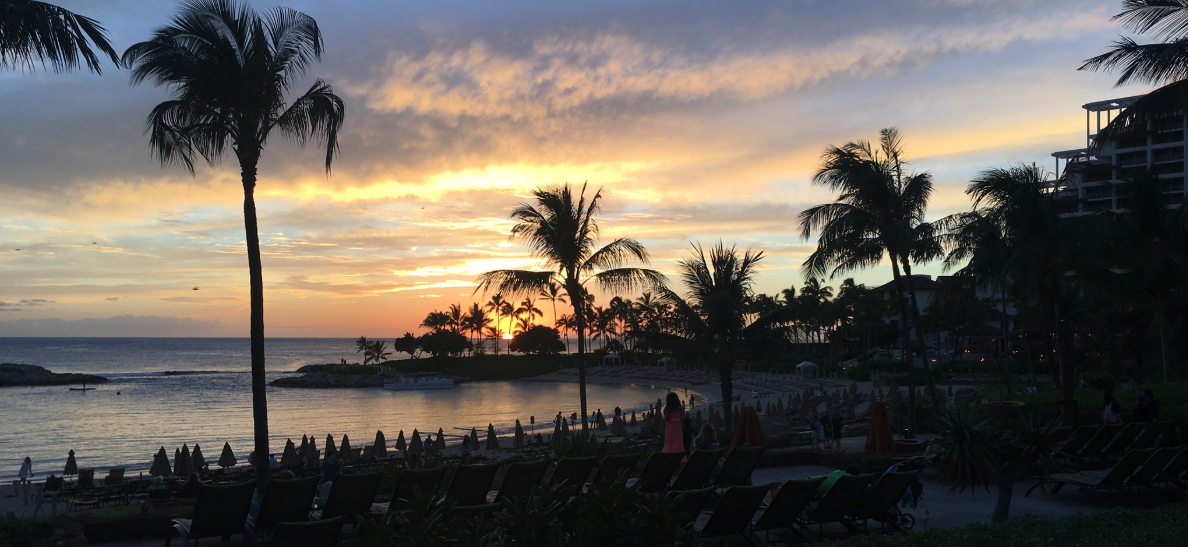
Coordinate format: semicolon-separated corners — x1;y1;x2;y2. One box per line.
1060;421;1172;464
1026;445;1188;503
164;447;767;545
670;470;920;545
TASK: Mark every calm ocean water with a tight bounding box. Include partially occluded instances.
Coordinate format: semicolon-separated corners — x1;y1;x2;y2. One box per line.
0;338;667;482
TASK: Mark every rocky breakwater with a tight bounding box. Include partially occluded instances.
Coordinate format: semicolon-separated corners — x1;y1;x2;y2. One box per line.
0;363;109;387
269;364;386;388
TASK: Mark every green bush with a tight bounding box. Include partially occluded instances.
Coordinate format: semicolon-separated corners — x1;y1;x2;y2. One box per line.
1001;381;1188;430
0;518;55;547
831;504;1188;547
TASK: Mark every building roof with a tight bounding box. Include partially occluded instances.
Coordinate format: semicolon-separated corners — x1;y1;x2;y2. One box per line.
1082;95;1144;112
876;275;939;292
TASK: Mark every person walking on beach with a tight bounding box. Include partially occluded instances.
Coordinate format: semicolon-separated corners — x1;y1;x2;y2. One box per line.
662;392;685;453
810;417;825;450
18;457;32;484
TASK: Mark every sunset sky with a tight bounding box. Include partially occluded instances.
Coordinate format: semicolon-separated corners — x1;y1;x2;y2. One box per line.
0;0;1152;337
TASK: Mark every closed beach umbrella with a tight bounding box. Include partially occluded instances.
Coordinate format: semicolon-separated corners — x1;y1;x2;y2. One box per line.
396;430;406;452
305;437;320;468
173;448;182;475
514;420;525;449
865;401;895;453
325;435;338;461
178;444;192;477
435;428;446;453
339;434;353;463
281;439;299;468
611;415;628;437
630;411;637;427
409;429;423;456
551;419;562;443
218;442;237;468
64;450;78;476
561;417;570;437
192;444;206;471
731;406;766;449
299;434;308;455
151;447;172;476
471;427;480;450
486;424;500;450
374;431;387;459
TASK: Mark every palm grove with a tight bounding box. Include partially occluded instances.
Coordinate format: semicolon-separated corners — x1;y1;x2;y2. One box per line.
5;0;1188;486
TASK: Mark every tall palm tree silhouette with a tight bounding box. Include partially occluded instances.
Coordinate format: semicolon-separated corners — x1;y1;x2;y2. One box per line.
798;128;940;434
123;0;345;484
540;282;569;351
484;294;509;353
1;0;118;73
477;183;663;430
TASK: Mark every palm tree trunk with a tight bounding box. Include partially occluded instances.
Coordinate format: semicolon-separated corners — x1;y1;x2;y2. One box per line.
900;261;941;417
240;155;269;489
569;283;590;432
718;338;734;439
889;259;916;439
992;477;1014;523
1055;301;1077;427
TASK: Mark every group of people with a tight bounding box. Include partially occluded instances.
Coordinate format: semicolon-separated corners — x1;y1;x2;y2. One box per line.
1102;387;1161;424
809;413;845;451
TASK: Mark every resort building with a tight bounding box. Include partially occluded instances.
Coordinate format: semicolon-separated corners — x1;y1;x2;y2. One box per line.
876;275;1013;362
1052;94;1188;214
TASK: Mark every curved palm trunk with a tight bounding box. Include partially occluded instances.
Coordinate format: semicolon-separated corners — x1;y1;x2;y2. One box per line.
900;261;941;417
568;282;590;432
240;156;269;488
889;260;916;438
717;338;735;438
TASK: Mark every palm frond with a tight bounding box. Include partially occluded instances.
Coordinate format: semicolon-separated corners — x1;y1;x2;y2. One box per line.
1113;0;1188;40
0;0;119;73
1080;37;1188;86
590;267;666;295
274;79;344;172
474;270;555;299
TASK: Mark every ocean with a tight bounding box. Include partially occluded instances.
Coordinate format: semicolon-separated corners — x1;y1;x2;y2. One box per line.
0;338;667;482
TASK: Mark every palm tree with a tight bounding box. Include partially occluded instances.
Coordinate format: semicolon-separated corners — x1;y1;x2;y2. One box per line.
367;339;391;365
484;294;509;354
465;302;490;354
1;0;118;73
476;183;663;430
500;301;514;355
123;0;345;485
1081;1;1188;147
420;311;451;333
446;303;466;333
657;241;772;435
798;127;940;433
938;208;1015;363
355;336;370;365
540;282;569;351
515;297;543;332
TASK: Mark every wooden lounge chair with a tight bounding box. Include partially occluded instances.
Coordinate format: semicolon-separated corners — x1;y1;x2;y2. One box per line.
797;473;878;539
393;467;448;504
549;457;598;489
667;487;715;528
104;468;125;486
314;471;383;526
590;453;641;486
714;446;766;488
1025;448;1155;502
752;477;825;544
77;468;95;489
847;471;920;534
1149;446;1188;489
1059;426;1100;456
446;463;501;507
1100;424;1144;457
166;480;256;546
693;484;771;544
247;476;319;540
271;517;343;547
1076;424;1125;460
670;449;725;491
630;452;684;494
1129;421;1170;450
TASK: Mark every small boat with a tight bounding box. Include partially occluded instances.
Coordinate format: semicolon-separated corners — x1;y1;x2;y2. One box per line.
69;382;95;391
384;377;454;391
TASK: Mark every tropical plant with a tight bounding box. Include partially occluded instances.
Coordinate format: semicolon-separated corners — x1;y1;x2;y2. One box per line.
935;409;1065;523
124;0;345;484
540;282;569;351
420;311;452;333
515;297;543;333
509;326;566;355
367;339;392;365
465;302;491;353
1;0;118;73
798;127;941;433
485;294;510;352
657;241;776;434
394;332;421;360
418;330;469;358
356;336;371;364
476;183;663;430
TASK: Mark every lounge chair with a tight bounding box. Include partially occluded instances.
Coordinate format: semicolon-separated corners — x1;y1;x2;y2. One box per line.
77;468;95;489
1059;426;1100;456
797;473;878;539
549;457;598;489
1126;446;1182;490
271;517;343;547
630;452;684;494
670;449;725;491
713;446;766;488
847;471;920;534
1129;421;1170;450
1100;424;1144;457
752;478;825;543
166;480;256;546
482;460;548;503
104;468;125;486
314;471;383;526
1076;424;1125;460
446;463;502;506
590;453;642;486
1025;448;1155;502
667;487;715;528
371;467;450;514
694;484;771;544
247;476;319;540
1150;446;1188;489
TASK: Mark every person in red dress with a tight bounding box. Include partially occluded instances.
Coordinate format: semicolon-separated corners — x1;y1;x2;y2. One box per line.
662;392;685;453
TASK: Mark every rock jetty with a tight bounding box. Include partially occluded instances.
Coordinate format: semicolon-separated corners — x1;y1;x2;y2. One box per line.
269;364;386;388
0;363;109;387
